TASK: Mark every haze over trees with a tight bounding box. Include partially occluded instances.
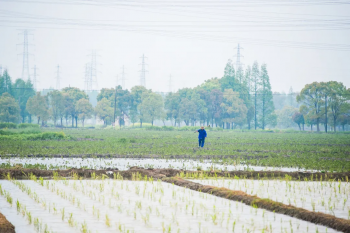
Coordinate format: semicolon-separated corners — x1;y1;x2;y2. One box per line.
0;60;349;131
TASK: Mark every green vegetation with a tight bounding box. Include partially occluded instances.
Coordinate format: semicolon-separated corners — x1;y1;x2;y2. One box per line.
0;128;349;172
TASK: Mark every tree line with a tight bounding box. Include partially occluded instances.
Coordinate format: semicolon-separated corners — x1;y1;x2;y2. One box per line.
0;61;349;131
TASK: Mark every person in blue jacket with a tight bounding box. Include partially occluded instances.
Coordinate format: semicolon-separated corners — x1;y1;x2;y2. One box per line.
195;126;207;148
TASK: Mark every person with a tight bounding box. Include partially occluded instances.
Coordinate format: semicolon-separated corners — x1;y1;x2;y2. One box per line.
195;126;207;148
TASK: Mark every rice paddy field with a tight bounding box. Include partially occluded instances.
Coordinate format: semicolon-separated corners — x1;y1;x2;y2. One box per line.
0;128;350;233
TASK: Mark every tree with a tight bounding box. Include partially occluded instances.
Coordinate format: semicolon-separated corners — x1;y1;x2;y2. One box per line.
325;81;350;132
179;98;197;126
0;92;20;123
138;92;164;126
297;82;325;132
26;92;49;125
62;93;74;126
246;106;254;129
95;98;113;125
76;99;93;127
130;86;151;127
12;79;35;123
220;60;236;91
292;112;305;131
48;90;65;126
259;64;276;129
115;87;131;128
251;61;260;129
276;105;298;129
165;92;181;126
0;69;13;96
61;87;88;127
221;89;247;129
208;89;223;127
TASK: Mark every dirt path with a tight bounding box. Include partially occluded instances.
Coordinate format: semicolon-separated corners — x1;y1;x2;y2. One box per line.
0;212;15;233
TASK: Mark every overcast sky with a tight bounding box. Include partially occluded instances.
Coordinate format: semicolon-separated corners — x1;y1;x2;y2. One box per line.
0;0;349;93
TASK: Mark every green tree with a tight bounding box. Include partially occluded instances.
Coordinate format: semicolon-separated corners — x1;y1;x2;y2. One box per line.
26;92;49;125
220;60;236;91
12;79;35;123
297;82;325;132
95;98;113;125
62;93;74;126
130;86;151;127
0;92;20;123
292;112;305;131
76;98;93;127
0;69;13;96
48;90;65;126
165;92;181;126
251;61;260;129
138;92;164;126
276;105;298;129
325;81;350;132
259;64;276;129
179;98;197;126
61;87;88;127
115;87;131;128
221;89;247;129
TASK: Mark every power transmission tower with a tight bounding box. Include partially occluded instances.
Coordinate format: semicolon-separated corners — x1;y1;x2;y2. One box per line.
84;63;91;91
85;50;98;91
121;65;126;89
18;30;33;81
168;75;172;93
139;54;148;87
32;65;39;90
55;65;61;90
234;43;244;71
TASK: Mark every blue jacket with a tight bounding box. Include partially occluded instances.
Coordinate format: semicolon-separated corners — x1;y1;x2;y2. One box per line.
197;129;207;139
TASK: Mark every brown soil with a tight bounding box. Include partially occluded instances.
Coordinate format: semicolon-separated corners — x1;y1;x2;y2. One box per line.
0;212;15;233
0;167;349;181
162;177;350;233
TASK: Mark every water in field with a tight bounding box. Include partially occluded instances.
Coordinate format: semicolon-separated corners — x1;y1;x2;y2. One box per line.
0;157;314;172
191;179;350;220
0;180;340;233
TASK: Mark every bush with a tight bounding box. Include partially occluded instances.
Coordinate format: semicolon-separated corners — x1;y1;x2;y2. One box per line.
178;126;198;131
27;132;66;140
0;122;17;129
0;130;15;135
18;123;40;129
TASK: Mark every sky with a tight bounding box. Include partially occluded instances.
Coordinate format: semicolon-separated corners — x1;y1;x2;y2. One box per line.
0;0;349;93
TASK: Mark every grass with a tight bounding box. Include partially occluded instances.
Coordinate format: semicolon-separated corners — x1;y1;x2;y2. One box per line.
0;128;349;171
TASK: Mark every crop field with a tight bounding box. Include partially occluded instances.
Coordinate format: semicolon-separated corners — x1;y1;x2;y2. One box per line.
190;178;350;219
0;176;342;233
0;128;350;233
1;129;350;172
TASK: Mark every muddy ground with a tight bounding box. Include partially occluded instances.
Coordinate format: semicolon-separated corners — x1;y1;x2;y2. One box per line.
0;212;15;233
0;167;349;181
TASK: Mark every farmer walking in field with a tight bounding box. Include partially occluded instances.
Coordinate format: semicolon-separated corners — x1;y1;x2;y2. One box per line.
195;126;207;148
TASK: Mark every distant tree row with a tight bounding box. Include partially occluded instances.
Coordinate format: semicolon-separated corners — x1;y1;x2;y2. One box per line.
295;81;350;132
1;64;349;131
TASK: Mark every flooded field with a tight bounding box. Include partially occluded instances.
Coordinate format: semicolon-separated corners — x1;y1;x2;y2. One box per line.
0;179;341;233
